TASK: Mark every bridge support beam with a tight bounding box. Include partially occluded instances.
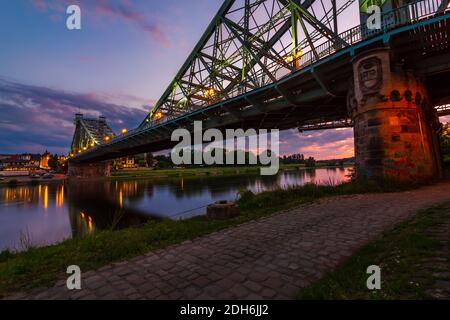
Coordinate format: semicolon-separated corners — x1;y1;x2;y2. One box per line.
348;48;442;182
68;161;111;179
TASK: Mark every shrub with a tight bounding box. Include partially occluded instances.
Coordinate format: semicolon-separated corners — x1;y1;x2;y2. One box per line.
7;180;18;187
0;250;13;263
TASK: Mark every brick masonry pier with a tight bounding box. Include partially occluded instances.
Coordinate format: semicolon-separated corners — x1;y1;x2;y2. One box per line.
349;48;442;181
67;161;111;179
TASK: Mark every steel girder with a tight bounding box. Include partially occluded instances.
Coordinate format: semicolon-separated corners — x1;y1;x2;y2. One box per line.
139;0;357;129
437;105;450;117
70;0;450;163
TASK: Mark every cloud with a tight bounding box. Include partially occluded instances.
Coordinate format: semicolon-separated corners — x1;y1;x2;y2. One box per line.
279;128;355;160
30;0;171;46
278;113;450;159
0;79;147;154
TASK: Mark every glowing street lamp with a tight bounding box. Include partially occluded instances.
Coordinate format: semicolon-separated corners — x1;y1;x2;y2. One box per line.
284;50;302;65
121;128;128;135
203;87;216;99
154;112;163;120
104;136;111;142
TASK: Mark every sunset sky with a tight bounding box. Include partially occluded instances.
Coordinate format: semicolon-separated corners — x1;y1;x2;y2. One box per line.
0;1;448;159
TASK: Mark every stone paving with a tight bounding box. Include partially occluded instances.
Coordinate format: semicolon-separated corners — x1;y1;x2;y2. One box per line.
8;181;450;300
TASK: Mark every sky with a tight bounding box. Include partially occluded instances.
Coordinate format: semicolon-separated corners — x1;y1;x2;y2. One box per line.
0;0;447;159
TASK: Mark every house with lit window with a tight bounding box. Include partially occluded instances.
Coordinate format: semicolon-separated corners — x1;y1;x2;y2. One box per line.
113;157;137;170
0;154;42;172
40;151;51;169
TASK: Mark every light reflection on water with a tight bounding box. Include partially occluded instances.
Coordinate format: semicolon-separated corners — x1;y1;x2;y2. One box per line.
0;167;352;251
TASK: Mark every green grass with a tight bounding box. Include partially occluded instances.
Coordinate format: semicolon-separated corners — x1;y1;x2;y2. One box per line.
111;166;262;178
0;179;421;298
298;204;449;300
0;192;304;298
444;154;450;167
109;164;339;179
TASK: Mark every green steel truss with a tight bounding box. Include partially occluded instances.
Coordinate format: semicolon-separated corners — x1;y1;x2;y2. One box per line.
140;0;357;128
70;115;116;156
70;0;450;163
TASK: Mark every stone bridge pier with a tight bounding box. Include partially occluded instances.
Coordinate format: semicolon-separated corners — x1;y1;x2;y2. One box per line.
67;161;111;179
348;48;443;182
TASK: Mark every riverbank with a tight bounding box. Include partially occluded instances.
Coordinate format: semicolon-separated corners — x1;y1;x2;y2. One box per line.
4;180;450;300
298;203;450;299
0;174;66;188
0;165;349;187
0;179;407;298
110;164;350;179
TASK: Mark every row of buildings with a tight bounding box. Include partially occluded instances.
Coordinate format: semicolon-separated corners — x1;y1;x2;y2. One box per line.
0;152;64;173
0;153;150;173
0;152;152;174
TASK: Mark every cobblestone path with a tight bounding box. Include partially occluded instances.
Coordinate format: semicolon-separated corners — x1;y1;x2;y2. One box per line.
413;204;450;299
9;181;450;300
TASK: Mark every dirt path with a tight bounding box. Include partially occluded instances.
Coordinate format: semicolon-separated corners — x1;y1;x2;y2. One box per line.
9;181;450;300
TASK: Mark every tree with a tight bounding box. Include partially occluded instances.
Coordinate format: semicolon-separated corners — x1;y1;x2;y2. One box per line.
145;153;154;167
48;154;59;170
305;156;316;168
441;122;450;167
441;122;450;155
280;153;305;164
154;155;172;169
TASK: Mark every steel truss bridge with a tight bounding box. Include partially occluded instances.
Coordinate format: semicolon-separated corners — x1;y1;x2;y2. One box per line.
71;0;450;164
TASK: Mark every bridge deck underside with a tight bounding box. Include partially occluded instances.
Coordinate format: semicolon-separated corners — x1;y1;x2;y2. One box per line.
72;15;450;164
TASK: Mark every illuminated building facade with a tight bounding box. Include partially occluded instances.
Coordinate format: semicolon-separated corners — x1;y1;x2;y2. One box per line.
0;154;42;172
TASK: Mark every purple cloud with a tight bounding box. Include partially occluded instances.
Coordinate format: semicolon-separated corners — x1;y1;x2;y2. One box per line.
279;128;355;160
30;0;171;47
0;78;147;154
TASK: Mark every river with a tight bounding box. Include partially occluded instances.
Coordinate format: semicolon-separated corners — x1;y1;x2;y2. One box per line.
0;167;352;251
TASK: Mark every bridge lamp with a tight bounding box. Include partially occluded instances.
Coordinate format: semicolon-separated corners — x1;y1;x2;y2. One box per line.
90;142;95;147
154;112;163;120
203;87;216;99
104;136;111;142
82;147;87;151
121;128;128;135
284;50;302;64
284;55;294;63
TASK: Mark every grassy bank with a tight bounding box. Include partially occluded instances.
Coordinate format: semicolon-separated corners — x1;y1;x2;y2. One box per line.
110;164;347;179
0;176;66;188
0;179;416;298
444;155;450;168
298;203;450;300
111;166;263;178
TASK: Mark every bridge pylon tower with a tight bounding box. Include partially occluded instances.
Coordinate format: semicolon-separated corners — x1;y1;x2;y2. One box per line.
349;48;443;181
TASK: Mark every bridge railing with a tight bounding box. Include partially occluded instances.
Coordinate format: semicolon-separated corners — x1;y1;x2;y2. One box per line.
268;0;450;82
437;104;450;116
143;0;449;130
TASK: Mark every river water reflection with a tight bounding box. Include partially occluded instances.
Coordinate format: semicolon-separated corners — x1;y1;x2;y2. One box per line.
0;167;351;251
